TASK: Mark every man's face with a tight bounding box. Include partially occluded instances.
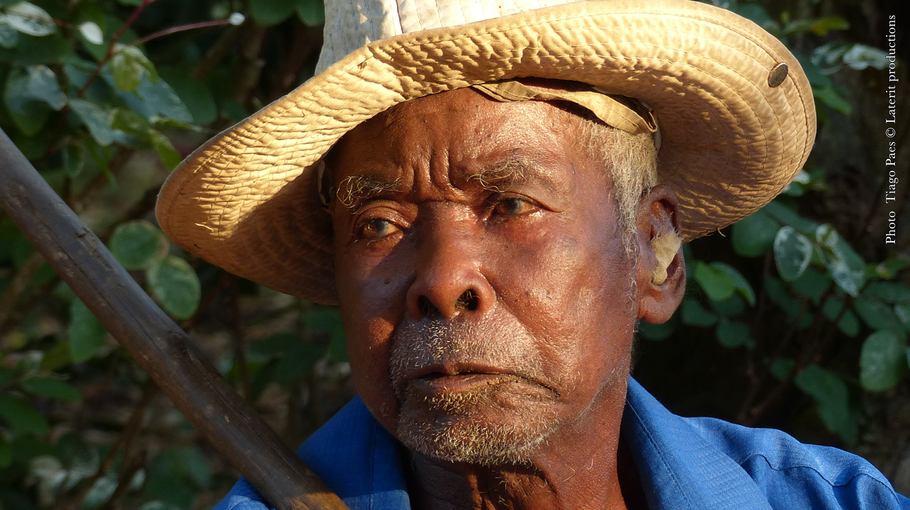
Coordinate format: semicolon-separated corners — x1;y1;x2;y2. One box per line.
330;88;642;465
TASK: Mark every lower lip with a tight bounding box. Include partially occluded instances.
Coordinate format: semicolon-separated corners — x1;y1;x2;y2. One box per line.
411;373;519;394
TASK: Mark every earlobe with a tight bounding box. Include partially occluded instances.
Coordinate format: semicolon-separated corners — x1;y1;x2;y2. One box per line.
635;186;686;323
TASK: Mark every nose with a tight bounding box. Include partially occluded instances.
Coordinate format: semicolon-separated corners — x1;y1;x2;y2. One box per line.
405;220;495;321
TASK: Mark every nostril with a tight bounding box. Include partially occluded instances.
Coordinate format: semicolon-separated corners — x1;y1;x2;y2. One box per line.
456;289;479;312
418;296;441;318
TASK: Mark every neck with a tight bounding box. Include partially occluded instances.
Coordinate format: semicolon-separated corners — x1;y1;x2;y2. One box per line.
404;382;642;510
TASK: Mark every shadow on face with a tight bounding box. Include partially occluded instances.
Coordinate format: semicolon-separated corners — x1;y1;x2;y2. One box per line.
326;87;680;465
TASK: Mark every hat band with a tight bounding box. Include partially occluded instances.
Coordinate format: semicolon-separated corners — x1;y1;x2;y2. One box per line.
473;80;661;151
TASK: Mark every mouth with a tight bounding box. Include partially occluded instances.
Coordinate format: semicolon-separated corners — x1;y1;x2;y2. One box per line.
412;371;522;394
401;363;528;396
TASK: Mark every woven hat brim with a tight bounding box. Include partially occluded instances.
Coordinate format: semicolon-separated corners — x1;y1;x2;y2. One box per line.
155;0;816;305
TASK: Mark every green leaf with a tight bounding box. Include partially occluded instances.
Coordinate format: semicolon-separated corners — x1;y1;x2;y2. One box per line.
842;44;890;71
296;0;325;26
769;357;796;380
820;238;865;297
147;256;201;320
158;67;217;125
2;65;64;135
694;262;736;301
709;294;746;317
763;201;821;236
69;99;113;146
304;307;347;362
110;106;150;138
110;45;154;93
895;302;910;330
147;129;181;170
108;220;168;270
0;367;16;386
731;209;780;257
860;330;908;391
62;143;86;177
0;435;11;467
40;340;72;371
821;298;859;337
681;298;717;327
809;16;849;36
68;298;107;363
794;365;857;443
773;226;812;281
143;448;211;508
15;65;66;110
872;258;910;280
329;326;347;362
0;395;50;434
716;319;753;348
734;4;775;32
791;268;830;303
711;262;755;306
814;224;839;248
251;0;298;26
57;433;99;475
795;52;832;89
135;75;192;123
21;377;82;402
251;333;298;356
0;20;18;47
0;31;71;64
77;21;103;45
2;3;55;36
82;471;118;508
853;297;903;333
813;85;852;115
3;68;49;135
274;342;326;386
862;282;910;303
764;276;800;317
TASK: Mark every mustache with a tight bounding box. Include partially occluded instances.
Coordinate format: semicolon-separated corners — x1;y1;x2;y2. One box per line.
388;314;545;391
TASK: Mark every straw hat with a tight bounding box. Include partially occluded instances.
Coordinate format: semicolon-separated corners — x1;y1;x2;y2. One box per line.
156;0;816;305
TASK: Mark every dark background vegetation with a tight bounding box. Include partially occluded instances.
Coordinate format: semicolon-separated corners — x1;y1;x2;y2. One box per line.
0;0;907;508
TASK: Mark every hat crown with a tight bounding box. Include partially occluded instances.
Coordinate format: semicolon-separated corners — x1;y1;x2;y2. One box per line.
317;0;583;73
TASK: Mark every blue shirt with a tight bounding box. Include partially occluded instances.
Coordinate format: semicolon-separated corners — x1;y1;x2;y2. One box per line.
214;378;910;509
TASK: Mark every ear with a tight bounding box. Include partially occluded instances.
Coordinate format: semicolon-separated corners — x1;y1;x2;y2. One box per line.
634;185;686;323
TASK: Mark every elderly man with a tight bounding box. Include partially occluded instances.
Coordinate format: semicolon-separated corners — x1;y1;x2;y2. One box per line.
156;0;910;508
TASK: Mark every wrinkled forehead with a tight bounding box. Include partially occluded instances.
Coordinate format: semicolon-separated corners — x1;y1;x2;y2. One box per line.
321;87;603;192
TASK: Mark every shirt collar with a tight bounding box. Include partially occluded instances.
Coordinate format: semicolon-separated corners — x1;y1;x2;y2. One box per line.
298;378;775;510
622;378;773;510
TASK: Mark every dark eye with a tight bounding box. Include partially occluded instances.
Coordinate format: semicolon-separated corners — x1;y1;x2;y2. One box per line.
493;198;535;216
358;218;399;240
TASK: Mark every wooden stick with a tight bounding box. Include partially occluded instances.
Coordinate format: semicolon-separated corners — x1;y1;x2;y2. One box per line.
0;129;349;510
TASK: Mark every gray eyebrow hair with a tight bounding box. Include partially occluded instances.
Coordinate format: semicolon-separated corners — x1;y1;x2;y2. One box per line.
334;156;558;212
335;175;404;212
466;157;528;192
467;156;564;196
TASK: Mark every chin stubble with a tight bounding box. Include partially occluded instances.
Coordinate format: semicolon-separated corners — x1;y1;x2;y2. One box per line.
389;317;563;466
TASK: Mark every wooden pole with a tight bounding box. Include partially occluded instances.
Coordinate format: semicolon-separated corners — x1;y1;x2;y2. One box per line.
0;130;349;510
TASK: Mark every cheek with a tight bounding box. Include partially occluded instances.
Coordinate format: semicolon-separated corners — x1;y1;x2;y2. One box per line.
335;248;410;430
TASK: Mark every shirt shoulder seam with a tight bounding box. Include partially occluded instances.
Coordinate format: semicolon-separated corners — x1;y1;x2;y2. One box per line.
742;451;903;496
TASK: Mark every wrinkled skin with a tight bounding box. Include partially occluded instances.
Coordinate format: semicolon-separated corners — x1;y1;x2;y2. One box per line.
330;88;685;510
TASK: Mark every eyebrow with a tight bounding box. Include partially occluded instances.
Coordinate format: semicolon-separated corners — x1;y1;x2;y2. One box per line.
467;156;562;195
335;175;404;212
334;156;562;213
